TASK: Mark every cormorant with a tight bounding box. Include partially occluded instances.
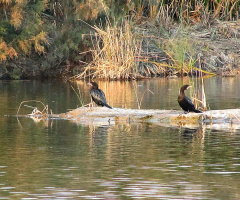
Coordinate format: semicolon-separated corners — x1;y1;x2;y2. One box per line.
88;81;112;109
178;85;202;113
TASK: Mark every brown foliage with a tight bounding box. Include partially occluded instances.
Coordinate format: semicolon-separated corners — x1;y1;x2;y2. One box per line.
0;38;18;62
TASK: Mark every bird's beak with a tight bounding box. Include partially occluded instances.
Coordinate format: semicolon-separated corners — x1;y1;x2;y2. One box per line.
187;85;192;90
87;82;92;86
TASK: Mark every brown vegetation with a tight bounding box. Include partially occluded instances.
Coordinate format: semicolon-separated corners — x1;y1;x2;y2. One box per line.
0;0;239;79
73;19;239;80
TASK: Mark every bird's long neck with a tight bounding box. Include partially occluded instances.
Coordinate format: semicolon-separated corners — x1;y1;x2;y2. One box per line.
91;85;98;90
179;89;186;97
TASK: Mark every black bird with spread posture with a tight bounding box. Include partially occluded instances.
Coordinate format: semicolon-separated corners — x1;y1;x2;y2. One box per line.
178;84;202;113
88;81;112;109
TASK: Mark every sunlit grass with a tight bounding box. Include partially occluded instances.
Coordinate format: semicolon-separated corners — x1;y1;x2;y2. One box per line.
75;19;142;80
73;20;216;80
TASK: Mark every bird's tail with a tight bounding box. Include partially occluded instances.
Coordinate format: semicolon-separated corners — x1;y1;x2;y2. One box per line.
104;103;113;109
194;109;202;113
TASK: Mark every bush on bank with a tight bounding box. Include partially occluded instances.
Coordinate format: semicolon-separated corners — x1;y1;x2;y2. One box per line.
0;0;239;79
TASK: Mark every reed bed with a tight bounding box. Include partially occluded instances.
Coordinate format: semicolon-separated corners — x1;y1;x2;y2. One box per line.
73;22;217;80
74;20;143;80
143;0;239;23
73;21;212;80
72;0;239;80
73;19;180;80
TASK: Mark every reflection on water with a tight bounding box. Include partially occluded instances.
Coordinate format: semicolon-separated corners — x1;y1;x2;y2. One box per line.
1;120;240;199
1;76;240;115
1;77;240;199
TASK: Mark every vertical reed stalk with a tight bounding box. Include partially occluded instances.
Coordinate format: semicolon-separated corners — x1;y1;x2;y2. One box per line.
198;55;207;111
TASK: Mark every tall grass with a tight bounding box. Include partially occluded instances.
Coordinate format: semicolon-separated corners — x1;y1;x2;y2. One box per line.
74;20;143;80
157;32;216;77
72;0;237;80
189;55;208;111
73;19;216;80
145;0;240;23
162;36;196;75
70;85;85;107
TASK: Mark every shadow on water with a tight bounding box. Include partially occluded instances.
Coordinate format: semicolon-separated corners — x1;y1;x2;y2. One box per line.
1;77;240;199
180;127;203;140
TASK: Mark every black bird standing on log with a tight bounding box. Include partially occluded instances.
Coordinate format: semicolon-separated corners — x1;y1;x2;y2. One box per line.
88;81;112;109
178;84;202;113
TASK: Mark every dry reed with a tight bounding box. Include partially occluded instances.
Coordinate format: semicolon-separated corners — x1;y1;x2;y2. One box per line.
17;100;51;120
72;0;238;80
75;20;143;80
190;55;208;111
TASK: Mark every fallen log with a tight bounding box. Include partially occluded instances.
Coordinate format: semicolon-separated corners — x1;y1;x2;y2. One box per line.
15;106;240;130
58;107;240;130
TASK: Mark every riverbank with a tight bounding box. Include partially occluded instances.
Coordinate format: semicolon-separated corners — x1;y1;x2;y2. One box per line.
0;0;239;80
72;19;240;80
31;19;240;80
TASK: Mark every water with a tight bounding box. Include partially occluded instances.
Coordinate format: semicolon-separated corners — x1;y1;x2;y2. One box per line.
1;76;240;199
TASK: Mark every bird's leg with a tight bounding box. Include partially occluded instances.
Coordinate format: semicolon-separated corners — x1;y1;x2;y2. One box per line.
89;98;94;110
178;111;189;117
178;111;186;116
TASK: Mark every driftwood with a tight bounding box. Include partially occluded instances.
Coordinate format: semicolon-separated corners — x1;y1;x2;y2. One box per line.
56;107;240;130
16;106;240;130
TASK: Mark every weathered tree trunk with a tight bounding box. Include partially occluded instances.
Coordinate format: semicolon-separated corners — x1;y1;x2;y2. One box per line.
17;106;240;130
56;107;240;130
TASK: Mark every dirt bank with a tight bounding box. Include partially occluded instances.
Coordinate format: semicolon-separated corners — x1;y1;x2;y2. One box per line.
187;20;240;76
134;20;240;78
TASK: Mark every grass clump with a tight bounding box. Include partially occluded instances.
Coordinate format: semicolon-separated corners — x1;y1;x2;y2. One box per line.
74;20;143;80
162;35;196;75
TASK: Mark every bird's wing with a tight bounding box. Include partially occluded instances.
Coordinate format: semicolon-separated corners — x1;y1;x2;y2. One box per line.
185;96;195;109
90;89;107;104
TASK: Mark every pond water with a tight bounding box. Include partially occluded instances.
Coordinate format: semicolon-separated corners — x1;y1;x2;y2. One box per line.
0;76;240;199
